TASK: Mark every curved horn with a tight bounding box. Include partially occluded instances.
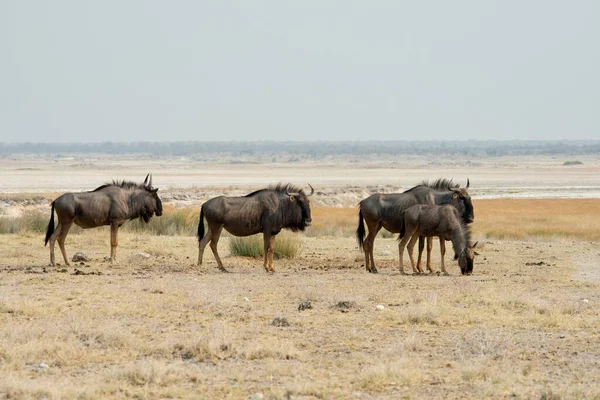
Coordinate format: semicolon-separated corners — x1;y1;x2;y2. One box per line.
307;183;314;196
143;174;150;186
285;188;300;197
466;178;470;189
148;174;153;188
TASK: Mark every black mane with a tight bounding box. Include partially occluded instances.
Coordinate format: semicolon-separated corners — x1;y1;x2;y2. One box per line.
403;178;458;193
420;178;459;190
245;183;304;197
91;180;148;192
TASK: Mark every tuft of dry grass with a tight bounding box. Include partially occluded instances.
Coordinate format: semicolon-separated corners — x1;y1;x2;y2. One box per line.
0;210;49;234
229;232;301;259
124;205;199;236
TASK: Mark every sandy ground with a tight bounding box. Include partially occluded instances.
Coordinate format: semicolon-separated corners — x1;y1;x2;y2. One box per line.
0;231;599;399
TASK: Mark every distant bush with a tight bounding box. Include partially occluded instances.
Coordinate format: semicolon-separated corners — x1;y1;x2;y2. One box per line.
563;160;583;166
0;211;48;234
229;233;301;259
124;208;199;236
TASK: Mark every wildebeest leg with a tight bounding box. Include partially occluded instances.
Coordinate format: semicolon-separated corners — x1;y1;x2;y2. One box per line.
364;221;381;273
439;238;449;276
209;225;227;272
197;225;212;266
48;222;62;266
264;234;276;273
109;222;119;263
407;234;420;274
426;236;434;274
416;236;425;274
397;234;411;275
57;220;73;266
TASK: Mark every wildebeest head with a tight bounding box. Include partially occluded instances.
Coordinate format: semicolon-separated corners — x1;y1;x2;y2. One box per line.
456;241;479;275
450;179;474;224
140;174;163;222
284;184;314;231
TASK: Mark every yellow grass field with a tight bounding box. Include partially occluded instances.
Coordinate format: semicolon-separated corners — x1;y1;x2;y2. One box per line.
1;199;599;399
312;198;600;241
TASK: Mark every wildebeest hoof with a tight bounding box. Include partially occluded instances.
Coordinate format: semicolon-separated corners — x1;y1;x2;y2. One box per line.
369;269;378;274
218;268;229;273
443;272;449;276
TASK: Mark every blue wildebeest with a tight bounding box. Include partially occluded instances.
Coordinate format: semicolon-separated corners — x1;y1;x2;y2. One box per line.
356;179;474;274
44;174;163;266
197;183;313;273
398;204;479;275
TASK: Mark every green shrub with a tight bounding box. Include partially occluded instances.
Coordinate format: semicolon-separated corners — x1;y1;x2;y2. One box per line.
229;233;301;259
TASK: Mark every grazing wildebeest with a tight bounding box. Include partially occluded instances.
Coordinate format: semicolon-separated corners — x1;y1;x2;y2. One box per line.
398;204;479;275
44;174;163;266
356;179;474;274
197;183;313;273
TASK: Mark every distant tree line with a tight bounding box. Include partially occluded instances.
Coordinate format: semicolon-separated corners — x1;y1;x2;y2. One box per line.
0;140;599;156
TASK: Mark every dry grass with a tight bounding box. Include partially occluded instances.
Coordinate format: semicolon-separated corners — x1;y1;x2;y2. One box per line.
229;232;302;259
475;199;600;240
0;228;599;399
125;205;199;236
310;199;600;240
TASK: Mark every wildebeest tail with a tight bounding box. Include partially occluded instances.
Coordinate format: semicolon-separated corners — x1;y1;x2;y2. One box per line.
356;209;365;250
197;206;205;241
398;212;406;240
44;201;55;246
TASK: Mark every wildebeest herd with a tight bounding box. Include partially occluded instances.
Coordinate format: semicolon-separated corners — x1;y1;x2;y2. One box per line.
44;175;479;275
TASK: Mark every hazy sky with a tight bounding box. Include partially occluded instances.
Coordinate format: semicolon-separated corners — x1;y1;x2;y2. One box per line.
1;1;598;142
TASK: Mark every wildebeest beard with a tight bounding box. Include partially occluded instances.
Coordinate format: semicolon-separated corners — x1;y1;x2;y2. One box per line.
284;202;308;232
127;194;157;224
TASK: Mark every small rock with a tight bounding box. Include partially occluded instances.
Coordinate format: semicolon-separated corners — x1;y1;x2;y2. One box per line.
244;297;250;302
72;252;89;262
581;299;589;304
271;317;290;327
34;363;49;372
375;305;385;311
334;301;357;311
134;252;151;259
379;250;392;256
298;301;312;311
247;393;264;400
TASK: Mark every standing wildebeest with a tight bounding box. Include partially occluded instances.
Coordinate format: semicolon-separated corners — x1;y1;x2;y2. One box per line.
44;174;163;266
356;179;474;274
398;204;479;275
197;183;313;273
